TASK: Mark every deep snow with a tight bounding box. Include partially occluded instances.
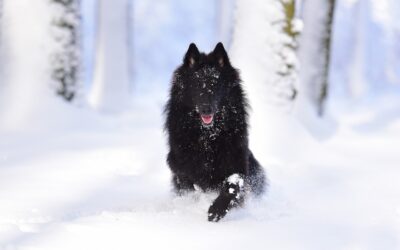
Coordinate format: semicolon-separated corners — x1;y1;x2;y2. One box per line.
1;94;400;249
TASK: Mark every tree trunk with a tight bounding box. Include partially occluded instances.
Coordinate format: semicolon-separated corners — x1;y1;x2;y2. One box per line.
281;0;298;39
88;0;132;112
298;0;336;116
230;0;298;110
319;0;335;115
0;0;56;130
280;0;300;101
50;0;82;102
230;0;300;157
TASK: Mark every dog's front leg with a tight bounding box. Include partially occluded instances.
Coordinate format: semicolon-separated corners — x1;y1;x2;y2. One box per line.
208;174;245;222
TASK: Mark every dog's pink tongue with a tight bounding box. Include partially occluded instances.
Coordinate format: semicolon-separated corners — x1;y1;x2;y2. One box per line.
201;114;213;124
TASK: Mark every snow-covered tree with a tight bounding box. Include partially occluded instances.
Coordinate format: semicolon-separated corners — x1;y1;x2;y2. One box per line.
230;0;298;109
342;0;400;97
0;0;58;130
298;0;336;116
229;0;300;154
50;0;82;102
88;0;133;112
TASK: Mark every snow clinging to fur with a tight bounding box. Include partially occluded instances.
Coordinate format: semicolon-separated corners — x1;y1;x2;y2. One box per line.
227;173;244;188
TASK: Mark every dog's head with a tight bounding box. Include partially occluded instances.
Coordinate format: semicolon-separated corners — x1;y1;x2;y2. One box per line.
175;42;238;127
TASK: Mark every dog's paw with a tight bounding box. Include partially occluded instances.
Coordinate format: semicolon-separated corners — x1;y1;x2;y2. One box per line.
207;195;231;222
208;206;227;222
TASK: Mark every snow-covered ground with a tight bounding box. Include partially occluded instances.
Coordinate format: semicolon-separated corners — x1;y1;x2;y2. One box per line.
1;93;400;249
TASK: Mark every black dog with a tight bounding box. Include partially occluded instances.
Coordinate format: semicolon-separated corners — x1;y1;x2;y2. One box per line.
165;42;266;222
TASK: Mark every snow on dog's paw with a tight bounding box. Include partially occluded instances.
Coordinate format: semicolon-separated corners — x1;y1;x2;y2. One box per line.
227;173;244;188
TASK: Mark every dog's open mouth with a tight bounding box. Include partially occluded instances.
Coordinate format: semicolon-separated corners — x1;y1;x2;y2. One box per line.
200;114;214;125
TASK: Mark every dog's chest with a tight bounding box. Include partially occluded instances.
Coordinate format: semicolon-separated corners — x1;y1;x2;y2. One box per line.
197;129;220;155
196;133;221;171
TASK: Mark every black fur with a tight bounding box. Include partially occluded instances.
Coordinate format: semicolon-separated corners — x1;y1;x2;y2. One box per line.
164;42;266;222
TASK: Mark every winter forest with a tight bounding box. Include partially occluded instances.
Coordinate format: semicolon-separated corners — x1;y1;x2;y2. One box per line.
1;0;400;249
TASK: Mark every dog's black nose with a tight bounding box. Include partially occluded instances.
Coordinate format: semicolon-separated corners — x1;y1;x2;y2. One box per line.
199;105;213;115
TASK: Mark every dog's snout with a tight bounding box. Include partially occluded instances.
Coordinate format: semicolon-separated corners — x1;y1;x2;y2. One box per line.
199;105;213;115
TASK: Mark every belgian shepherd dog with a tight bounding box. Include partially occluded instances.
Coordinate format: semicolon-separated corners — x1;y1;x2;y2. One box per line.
165;42;266;222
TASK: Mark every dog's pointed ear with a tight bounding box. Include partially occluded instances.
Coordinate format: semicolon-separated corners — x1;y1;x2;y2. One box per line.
213;42;230;67
184;43;200;68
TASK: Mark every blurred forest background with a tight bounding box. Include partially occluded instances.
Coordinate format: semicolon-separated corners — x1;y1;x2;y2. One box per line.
1;0;400;249
0;0;399;125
